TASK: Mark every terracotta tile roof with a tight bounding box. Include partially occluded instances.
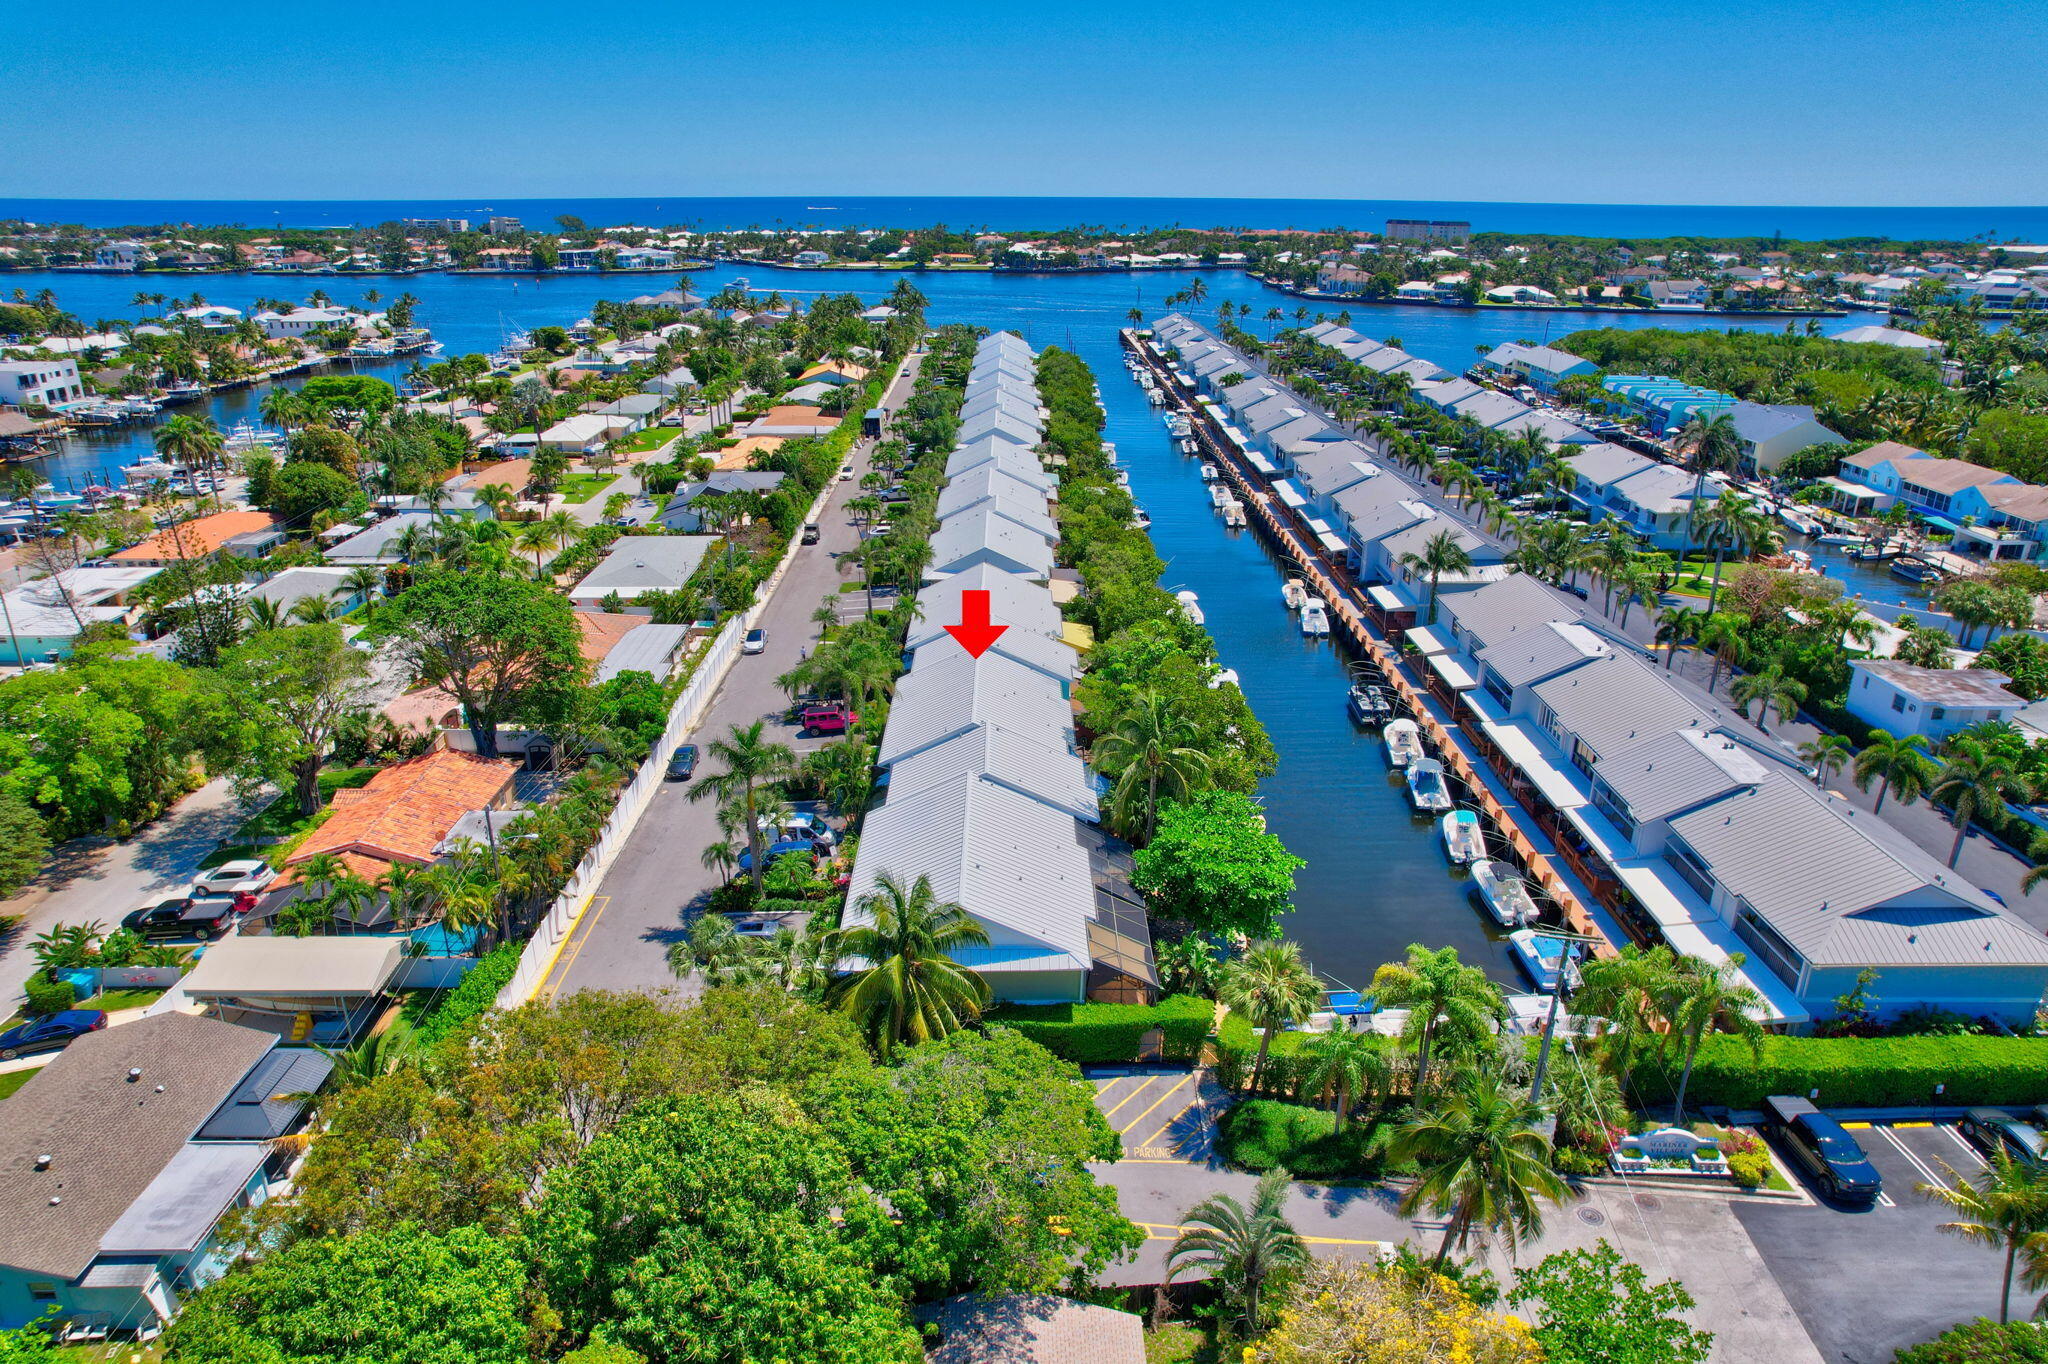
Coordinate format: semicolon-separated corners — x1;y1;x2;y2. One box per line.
381;686;462;735
715;435;785;470
755;404;829;424
575;610;642;663
800;359;870;382
109;510;281;562
286;749;516;873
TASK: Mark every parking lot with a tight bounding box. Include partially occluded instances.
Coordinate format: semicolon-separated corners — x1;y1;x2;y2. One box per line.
1090;1068;1227;1162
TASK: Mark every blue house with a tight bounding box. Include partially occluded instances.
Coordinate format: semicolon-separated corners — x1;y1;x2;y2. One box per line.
1479;342;1598;392
1602;375;1735;436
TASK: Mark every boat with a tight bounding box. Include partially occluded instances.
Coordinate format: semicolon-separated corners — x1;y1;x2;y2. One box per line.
1851;542;1903;561
1209;668;1240;690
1282;578;1307;611
1406;759;1453;813
1347;683;1392;725
1890;557;1944;584
1472;860;1539;927
1199;463;1219;482
224;420;283;452
1130;506;1152;530
1814;532;1863;547
1508;929;1575;992
1441;809;1485;864
1779;505;1821;536
1384;719;1424;768
1174;589;1205;625
1300;602;1330;637
1176;437;1197;455
1222;499;1246;528
1209;484;1231;510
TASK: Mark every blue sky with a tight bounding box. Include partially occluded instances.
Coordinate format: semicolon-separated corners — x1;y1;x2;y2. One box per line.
10;0;2046;205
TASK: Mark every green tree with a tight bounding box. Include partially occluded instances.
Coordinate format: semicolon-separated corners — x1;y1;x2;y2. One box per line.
528;1096;923;1363
1093;688;1212;842
1572;945;1678;1093
1399;528;1475;626
1305;1030;1390;1133
1977;633;2048;702
1728;661;1807;733
0;789;50;901
1220;940;1323;1094
1392;1067;1570;1269
1131;791;1303;938
1162;1168;1309;1337
1508;1239;1714;1364
1798;734;1853;790
162;1223;529;1364
687;720;797;889
1914;1153;2048;1324
289;424;363;479
1663;954;1767;1124
1853;728;1937;813
386;571;587;756
1369;943;1503;1095
1930;737;2036;868
1896;1317;2048;1363
268;459;359;521
220;624;372;816
826;871;990;1054
153;412;228;494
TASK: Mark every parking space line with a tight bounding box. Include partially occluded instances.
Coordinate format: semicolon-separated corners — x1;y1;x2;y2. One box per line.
1874;1124;1945;1189
1938;1125;1985;1166
1133;1096;1202;1152
1097;1078;1156;1120
1893;1121;1934;1128
1118;1077;1191;1136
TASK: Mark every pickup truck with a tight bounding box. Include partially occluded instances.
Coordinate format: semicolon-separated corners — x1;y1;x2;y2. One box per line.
799;701;858;736
1763;1095;1883;1204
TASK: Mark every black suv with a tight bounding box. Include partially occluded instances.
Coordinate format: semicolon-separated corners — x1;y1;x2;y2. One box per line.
1764;1095;1883;1204
122;894;247;942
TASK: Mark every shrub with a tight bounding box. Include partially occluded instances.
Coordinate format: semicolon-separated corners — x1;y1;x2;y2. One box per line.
983;995;1214;1064
1896;1318;2048;1364
1634;1034;2048;1110
1727;1147;1773;1190
409;943;524;1048
1215;1099;1388;1180
1553;1147;1607;1178
22;975;77;1017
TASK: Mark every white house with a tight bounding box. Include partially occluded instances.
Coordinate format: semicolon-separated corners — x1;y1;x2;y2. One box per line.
1846;660;2023;744
92;240;150;270
0;566;158;662
568;537;721;609
0;359;82;408
251;307;356;340
538;414;631;452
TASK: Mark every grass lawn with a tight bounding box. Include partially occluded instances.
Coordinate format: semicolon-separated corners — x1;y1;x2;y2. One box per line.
617;426;676;454
0;1067;43;1101
557;472;622;504
232;767;379;845
78;987;168;1012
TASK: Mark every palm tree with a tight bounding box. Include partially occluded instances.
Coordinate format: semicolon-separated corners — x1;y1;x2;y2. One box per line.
1799;735;1853;790
1093;691;1211;842
1662;954;1767;1124
1671;410;1742;569
688;721;798;890
1398;529;1475;626
1305;1030;1389;1133
699;839;739;884
1853;729;1936;814
1915;1154;2048;1323
417;860;497;949
515;520;556;577
1161;1169;1308;1336
154;413;228;502
1369;943;1502;1095
1573;944;1680;1093
322;1018;416;1090
1697;611;1748;693
1930;739;2036;868
1699;494;1781;614
1391;1066;1570;1269
241;596;288;633
825;871;991;1055
1729;661;1807;733
288;595;338;624
1654;604;1707;670
1219;941;1323;1095
340;566;384;615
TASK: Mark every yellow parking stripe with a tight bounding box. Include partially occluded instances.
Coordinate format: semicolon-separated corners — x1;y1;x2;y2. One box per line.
1841;1121;1871;1129
1097;1078;1155;1119
1892;1121;1934;1128
1118;1077;1192;1136
1134;1099;1199;1151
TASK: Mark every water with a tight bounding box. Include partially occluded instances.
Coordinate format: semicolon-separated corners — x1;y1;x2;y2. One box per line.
1;263;1904;985
8;196;2048;240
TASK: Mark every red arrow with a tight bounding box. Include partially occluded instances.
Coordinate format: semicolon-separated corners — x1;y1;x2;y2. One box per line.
944;589;1009;658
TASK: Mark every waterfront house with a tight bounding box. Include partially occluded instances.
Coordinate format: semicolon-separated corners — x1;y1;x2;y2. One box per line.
959;388;1045;434
568;536;722;607
169;305;242;329
1449;389;1535;430
1394;281;1435;302
1486;284;1559;305
0;566;158;663
1830;442;2028;547
251;307;355;340
1832;325;1944;354
1729;400;1846;474
1414;377;1484;414
0;1013;331;1333
1478;342;1598;392
1847;660;2024;742
947;436;1053;492
109;511;282;568
935;465;1059;541
909;564;1067;656
1646;279;1710;308
957;406;1041;449
0;359;82;409
1601;375;1735;435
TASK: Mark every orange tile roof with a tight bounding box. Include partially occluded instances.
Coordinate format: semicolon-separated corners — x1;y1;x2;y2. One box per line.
715;435;785;470
755;405;829;424
575;610;642;663
381;687;462;735
286;749;517;873
799;359;870;382
465;458;531;491
109;510;281;562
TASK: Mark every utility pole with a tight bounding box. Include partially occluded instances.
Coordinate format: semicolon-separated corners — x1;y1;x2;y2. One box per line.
1529;932;1600;1110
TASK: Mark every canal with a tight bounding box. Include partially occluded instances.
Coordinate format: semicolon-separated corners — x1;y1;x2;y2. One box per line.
9;264;1895;986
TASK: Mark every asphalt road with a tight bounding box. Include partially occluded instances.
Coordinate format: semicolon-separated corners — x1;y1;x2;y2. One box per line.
540;353;923;998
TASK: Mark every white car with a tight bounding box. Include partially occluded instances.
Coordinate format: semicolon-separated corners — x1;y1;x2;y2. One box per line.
188;859;277;898
731;919;781;938
743;628;767;655
838;468;855;482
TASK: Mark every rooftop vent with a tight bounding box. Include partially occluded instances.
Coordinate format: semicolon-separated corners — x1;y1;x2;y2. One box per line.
126;1068;142;1083
34;1155;51;1171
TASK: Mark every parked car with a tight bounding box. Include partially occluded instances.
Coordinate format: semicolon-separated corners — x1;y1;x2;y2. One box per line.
0;1010;108;1061
758;810;836;847
1763;1095;1883;1203
801;523;821;545
1960;1108;2048;1168
122;894;249;942
798;701;857;736
665;744;699;781
743;629;767;655
187;858;277;898
838;468;855;482
730;919;780;938
735;838;827;872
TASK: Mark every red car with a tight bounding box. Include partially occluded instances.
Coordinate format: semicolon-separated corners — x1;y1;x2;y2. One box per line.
799;702;858;736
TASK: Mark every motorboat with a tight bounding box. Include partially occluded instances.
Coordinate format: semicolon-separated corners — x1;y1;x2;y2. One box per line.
1508;929;1575;992
1384;718;1424;768
1209;667;1240;690
1814;532;1863;547
1347;683;1392;725
1779;505;1821;536
1406;759;1453;813
1282;578;1307;611
1222;499;1246;528
1176;437;1197;455
1472;860;1539;927
1300;601;1330;637
1441;809;1485;864
1199;463;1220;482
1130;506;1152;530
1890;557;1944;585
1174;589;1205;625
1851;542;1903;561
1209;483;1231;510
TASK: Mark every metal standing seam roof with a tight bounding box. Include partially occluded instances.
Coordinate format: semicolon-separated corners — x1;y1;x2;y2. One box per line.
1609;462;1701;516
938;466;1057;525
594;623;690;683
180;936;404;1000
957;408;1042;448
1239;396;1313;436
1290;444;1381;497
575;536;721;595
1263;413;1338;450
1590;728;1765;824
876;649;1073;767
1333;338;1390;363
1387;356;1449;382
1377;519;1497;568
1440;572;1585;651
1360;347;1425;375
1340;489;1436;548
1566;442;1659;489
1416;377;1484;410
844;771;1094;966
191;1048;336;1141
1530;652;1714;765
947;438;1054;490
1221;378;1279;411
937;493;1060;546
1450;389;1534;428
960;390;1044;428
962;374;1040;404
1190;351;1246;380
1475;618;1610;689
1494;412;1592;445
908;619;1078;687
884;722;1098;822
97;1142;271;1256
926;506;1057;579
909;566;1065;649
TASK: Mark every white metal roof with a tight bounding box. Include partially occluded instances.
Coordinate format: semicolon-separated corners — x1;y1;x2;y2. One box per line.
884;721;1097;822
909;565;1065;650
926;505;1056;580
878;648;1073;767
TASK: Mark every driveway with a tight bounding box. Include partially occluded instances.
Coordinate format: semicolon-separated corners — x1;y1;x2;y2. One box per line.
539;355;923;997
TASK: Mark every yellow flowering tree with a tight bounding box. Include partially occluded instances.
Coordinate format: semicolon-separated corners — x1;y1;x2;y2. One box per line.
1252;1259;1539;1364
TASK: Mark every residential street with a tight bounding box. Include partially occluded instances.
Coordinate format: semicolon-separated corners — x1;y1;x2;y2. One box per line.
540;354;921;997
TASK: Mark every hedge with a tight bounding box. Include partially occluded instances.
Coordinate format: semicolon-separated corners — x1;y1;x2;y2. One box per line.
1635;1034;2048;1110
409;942;525;1048
1214;1099;1395;1181
985;994;1215;1064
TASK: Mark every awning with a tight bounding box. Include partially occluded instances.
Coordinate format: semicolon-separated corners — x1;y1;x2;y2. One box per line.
1403;625;1454;655
1303;517;1347;555
1475;715;1589;812
1220;425;1250;448
1367;583;1414;612
1246;451;1278;476
1272;480;1308;509
1425;650;1479;691
1821;475;1878;500
1922;514;1961;533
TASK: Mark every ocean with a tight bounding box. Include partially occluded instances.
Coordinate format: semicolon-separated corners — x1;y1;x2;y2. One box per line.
4;196;2047;242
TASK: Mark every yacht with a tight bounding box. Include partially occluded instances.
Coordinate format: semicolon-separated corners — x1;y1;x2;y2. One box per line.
1406;759;1453;813
1509;929;1574;992
1851;542;1903;562
224;420;284;453
1441;809;1485;864
1472;860;1539;927
1177;437;1198;455
1300;601;1330;637
1779;505;1821;536
1383;718;1424;768
1129;506;1152;530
